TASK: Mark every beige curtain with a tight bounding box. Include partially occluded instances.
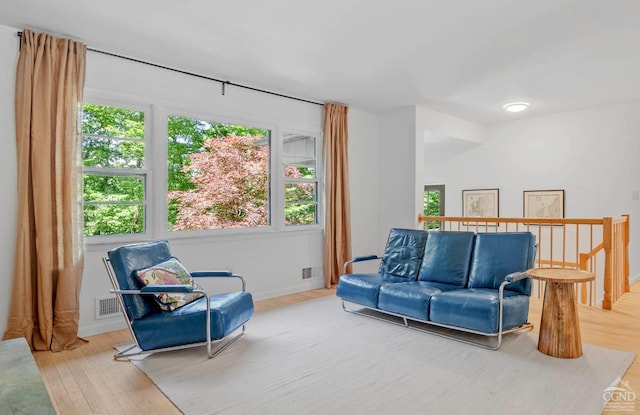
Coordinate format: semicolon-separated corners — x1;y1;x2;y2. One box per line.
3;30;87;351
322;103;352;288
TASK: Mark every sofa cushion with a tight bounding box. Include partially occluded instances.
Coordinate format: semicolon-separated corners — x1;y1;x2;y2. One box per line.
136;257;205;311
131;291;254;351
377;228;428;279
417;231;475;287
378;281;461;320
336;273;409;307
429;288;530;333
468;232;535;294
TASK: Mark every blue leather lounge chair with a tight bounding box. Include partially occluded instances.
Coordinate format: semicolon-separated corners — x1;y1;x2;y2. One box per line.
103;240;254;360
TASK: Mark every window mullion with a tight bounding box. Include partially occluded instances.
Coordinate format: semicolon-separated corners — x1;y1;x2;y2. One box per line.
271;126;285;230
151;104;167;239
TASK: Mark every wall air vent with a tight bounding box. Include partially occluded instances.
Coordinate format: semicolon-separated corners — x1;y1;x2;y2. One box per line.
95;296;121;319
302;267;313;279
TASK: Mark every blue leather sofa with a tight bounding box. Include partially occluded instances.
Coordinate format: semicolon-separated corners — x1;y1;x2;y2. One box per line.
336;229;536;349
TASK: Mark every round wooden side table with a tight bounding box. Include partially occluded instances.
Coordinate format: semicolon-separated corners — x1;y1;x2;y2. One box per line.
526;268;595;358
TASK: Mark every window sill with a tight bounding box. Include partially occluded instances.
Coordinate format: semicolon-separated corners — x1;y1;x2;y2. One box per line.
84;224;323;252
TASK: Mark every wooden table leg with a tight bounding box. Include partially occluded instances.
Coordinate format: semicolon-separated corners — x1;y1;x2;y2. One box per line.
538;282;583;358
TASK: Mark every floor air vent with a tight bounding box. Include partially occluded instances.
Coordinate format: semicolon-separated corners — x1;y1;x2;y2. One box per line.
96;296;121;319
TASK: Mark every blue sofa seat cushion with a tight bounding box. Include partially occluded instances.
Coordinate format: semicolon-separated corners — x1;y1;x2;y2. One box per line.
378;281;461;321
336;273;408;308
417;231;475;287
131;291;254;351
429;288;530;333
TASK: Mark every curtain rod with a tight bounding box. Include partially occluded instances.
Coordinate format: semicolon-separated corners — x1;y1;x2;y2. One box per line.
17;31;324;107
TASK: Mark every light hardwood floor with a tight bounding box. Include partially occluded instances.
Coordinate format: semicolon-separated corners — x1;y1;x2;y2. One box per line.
32;282;640;415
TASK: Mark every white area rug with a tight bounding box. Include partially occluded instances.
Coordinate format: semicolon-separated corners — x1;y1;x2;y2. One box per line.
123;296;634;415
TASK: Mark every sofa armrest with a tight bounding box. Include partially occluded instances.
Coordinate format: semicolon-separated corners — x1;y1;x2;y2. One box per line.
343;255;381;274
111;285;204;295
505;271;530;283
190;270;233;277
140;285;195;294
498;272;530;297
190;271;247;291
353;255;380;263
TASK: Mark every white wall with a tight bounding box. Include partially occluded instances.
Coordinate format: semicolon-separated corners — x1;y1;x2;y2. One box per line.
371;105;486;256
0;26;19;340
347;109;382;271
378;107;422;233
418;106;485;145
424;100;640;278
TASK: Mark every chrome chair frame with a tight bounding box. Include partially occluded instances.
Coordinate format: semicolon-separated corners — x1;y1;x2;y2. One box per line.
103;257;248;360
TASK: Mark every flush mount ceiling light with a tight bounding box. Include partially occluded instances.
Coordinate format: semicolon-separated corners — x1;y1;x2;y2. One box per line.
503;102;530;112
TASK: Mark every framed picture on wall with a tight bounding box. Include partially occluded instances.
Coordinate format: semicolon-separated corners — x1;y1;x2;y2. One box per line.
462;188;499;220
523;189;565;219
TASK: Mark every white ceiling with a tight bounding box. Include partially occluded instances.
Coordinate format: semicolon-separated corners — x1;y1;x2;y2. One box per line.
1;0;639;125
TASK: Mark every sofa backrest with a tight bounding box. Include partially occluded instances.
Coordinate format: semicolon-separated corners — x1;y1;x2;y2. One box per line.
378;228;428;280
417;231;476;287
107;240;172;321
467;232;536;294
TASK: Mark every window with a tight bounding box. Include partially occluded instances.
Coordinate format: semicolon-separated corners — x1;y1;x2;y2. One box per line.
283;133;318;225
423;185;445;229
166;115;270;231
81;99;321;240
82;103;147;236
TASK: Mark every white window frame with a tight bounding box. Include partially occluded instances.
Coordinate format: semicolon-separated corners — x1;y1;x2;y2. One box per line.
282;130;322;227
82;94;153;244
158;106;277;237
82;92;323;245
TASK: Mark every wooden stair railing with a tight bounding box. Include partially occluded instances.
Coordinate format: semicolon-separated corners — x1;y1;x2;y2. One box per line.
417;214;630;309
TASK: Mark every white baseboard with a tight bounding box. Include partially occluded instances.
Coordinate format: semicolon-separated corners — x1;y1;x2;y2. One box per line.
251;277;326;302
78;318;127;338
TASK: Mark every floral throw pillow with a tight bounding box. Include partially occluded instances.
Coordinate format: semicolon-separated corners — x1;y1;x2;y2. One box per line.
136;257;205;312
